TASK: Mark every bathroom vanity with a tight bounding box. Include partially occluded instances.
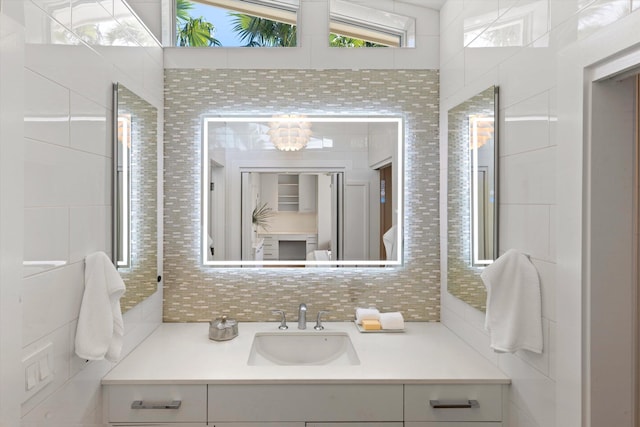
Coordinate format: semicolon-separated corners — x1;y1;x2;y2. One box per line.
101;323;510;426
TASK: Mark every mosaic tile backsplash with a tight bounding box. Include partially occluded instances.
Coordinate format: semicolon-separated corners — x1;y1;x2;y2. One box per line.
163;69;440;322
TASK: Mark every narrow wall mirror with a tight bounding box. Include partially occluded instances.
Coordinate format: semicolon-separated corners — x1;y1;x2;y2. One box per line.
113;83;158;311
202;116;403;267
447;86;499;310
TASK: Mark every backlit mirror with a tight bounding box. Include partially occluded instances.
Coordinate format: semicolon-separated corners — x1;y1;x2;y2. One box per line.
113;83;158;311
447;86;498;310
202;116;403;267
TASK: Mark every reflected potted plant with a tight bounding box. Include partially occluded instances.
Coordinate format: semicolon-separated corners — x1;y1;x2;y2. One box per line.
252;201;275;232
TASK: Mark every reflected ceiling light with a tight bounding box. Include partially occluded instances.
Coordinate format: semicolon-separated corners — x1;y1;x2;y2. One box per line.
268;115;312;151
469;115;494;150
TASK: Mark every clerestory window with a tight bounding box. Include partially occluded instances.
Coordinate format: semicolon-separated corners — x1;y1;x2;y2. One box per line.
175;0;299;47
329;0;416;48
173;0;416;48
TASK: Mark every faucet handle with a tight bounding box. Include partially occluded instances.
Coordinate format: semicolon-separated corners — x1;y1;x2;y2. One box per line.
272;310;288;330
314;310;330;331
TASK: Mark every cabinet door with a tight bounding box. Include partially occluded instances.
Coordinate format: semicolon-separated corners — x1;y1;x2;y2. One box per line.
299;174;317;212
107;384;207;424
111;424;207;427
260;173;278;211
404;385;502;422
208;384;403;422
405;423;503;427
307;423;403;427
211;424;303;427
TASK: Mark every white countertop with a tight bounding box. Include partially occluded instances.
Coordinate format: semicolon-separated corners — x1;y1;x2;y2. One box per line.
102;322;510;385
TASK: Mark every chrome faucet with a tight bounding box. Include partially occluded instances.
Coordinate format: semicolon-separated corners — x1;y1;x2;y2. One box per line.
298;303;307;329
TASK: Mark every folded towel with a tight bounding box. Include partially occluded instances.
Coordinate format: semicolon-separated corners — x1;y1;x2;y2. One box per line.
75;252;126;362
379;312;405;330
481;249;543;354
355;307;380;325
383;225;397;260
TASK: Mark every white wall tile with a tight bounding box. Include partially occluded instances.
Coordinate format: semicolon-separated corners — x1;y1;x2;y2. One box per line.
439;50;465;100
31;0;72;27
465;45;518;85
21;325;72;415
533;259;556;321
499;204;551;261
0;10;26;426
20;355;113;426
499;351;557;427
24;69;70;147
70;92;109;157
441;306;499;364
440;12;463;63
24;207;69;266
498;47;556;109
502;91;550;156
69;206;110;264
125;0;162;41
514;318;551;376
394;36;439;68
548;320;557;380
500;146;556;205
440;0;463;30
19;0;164;425
576;0;630;40
462;0;500;43
548;204;556;261
22;262;84;346
24;139;111;208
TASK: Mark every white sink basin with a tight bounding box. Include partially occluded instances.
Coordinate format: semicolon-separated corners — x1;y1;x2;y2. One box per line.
247;331;360;366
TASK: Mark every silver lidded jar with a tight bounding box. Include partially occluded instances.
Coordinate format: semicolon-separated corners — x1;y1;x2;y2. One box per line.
209;315;238;341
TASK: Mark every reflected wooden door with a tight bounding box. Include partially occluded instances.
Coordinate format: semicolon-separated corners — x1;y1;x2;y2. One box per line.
379;164;393;260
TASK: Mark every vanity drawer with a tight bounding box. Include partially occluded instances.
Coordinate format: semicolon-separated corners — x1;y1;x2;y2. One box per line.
404;385;502;422
106;384;207;423
208;384;403;422
405;423;503;427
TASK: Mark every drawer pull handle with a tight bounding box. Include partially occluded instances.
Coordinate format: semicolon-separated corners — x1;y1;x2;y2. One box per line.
131;400;182;410
429;399;479;409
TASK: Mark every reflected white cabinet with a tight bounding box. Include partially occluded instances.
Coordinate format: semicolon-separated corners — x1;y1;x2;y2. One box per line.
299;174;317;212
260;173;278;211
261;174;316;212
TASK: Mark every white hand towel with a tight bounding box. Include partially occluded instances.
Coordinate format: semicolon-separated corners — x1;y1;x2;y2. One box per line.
383;226;397;261
379;312;404;330
355;307;380;325
75;251;126;362
481;249;543;354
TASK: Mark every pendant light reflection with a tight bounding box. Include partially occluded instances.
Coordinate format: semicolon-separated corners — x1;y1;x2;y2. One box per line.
268;115;312;151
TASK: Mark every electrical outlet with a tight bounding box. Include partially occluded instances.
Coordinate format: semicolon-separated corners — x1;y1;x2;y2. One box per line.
22;342;53;402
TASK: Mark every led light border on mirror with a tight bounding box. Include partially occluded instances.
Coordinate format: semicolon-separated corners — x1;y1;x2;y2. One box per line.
112;83;131;268
201;116;404;267
470;103;498;266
